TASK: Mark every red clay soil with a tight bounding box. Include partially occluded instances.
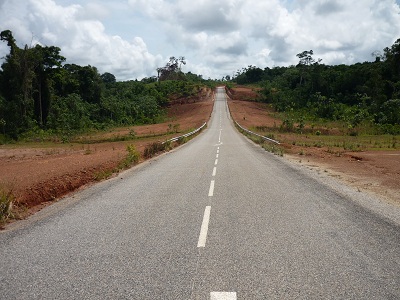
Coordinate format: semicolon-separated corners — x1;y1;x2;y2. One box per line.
225;85;262;101
2;85;399;223
0;89;214;220
227;87;400;206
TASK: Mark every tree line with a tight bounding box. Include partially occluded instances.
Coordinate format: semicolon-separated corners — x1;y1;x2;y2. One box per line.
3;27;399;139
0;30;211;140
232;40;400;134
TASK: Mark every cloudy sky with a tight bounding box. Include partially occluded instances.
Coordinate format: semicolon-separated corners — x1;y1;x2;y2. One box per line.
1;0;400;81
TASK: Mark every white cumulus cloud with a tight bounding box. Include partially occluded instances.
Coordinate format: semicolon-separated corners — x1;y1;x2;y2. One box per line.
1;0;400;80
0;0;162;80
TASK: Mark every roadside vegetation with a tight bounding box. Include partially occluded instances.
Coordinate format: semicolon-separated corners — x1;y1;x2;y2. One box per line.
0;29;216;225
0;30;216;143
0;185;14;224
227;39;400;136
2;26;399;222
225;39;400;156
230;98;399;158
0;118;206;224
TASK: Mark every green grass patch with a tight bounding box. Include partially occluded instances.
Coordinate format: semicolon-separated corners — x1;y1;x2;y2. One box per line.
93;170;114;181
262;143;284;156
119;145;141;169
249;117;399;152
237;125;284;156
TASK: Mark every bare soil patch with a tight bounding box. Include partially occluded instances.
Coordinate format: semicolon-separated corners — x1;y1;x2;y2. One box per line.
227;87;400;206
225;85;262;102
0;90;214;221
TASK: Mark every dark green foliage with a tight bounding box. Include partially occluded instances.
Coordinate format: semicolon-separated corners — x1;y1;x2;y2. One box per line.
0;31;67;137
0;30;211;140
157;56;186;81
101;72;116;84
378;99;400;124
47;94;92;132
255;42;400;129
228;41;400;131
384;38;400;80
234;65;264;84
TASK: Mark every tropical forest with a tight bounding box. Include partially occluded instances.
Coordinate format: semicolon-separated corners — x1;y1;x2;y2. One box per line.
1;29;400;141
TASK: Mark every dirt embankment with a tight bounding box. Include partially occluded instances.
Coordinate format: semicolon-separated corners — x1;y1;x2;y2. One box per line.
225;85;262;101
227;87;400;206
0;89;214;220
2;85;399;223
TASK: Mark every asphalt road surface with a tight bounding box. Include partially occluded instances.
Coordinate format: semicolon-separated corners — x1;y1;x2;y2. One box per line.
1;87;400;299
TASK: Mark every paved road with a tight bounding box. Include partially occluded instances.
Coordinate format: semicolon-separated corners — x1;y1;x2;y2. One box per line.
1;87;400;299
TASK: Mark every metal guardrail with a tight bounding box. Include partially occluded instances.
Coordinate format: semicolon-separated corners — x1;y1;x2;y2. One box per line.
234;121;280;145
224;86;280;145
162;122;207;144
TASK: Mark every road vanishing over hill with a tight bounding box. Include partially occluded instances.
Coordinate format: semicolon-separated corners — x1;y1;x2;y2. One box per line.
1;87;400;299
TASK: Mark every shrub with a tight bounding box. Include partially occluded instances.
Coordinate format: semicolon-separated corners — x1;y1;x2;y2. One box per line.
280;118;294;132
0;187;14;222
126;145;140;164
143;142;166;158
163;140;172;151
176;136;188;145
93;170;113;181
119;145;141;169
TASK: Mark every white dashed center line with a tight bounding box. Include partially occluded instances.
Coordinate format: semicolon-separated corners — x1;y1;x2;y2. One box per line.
197;206;211;248
210;292;237;299
195;88;237;297
208;180;215;196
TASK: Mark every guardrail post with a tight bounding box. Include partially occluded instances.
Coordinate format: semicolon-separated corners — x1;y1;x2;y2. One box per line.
162;122;207;145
